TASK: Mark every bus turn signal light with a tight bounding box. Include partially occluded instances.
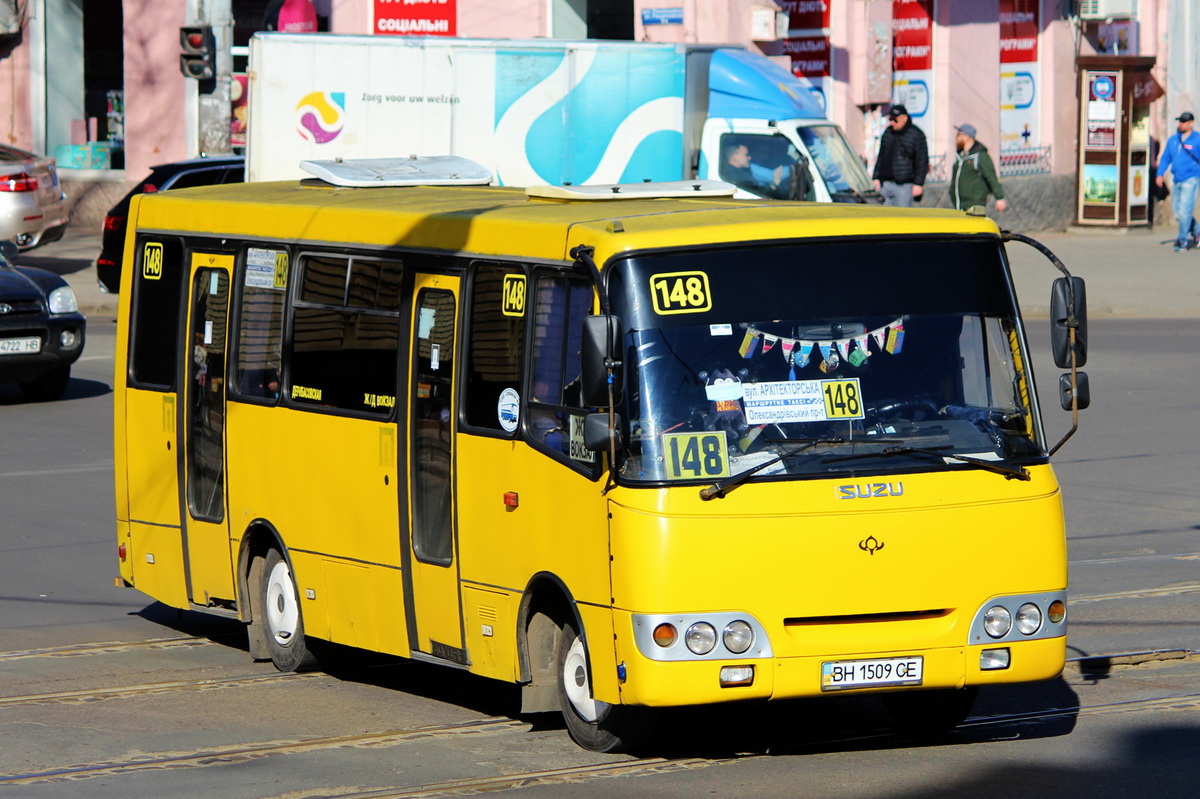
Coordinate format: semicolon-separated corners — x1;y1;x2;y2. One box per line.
652;623;677;647
503;491;519;508
118;543;126;562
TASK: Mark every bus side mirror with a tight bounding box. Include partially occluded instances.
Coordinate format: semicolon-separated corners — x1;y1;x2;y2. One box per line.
584;412;623;452
1059;372;1090;411
581;315;623;407
1050;277;1088;368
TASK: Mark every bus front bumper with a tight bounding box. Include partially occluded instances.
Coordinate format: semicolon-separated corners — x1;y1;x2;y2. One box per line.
614;635;1066;707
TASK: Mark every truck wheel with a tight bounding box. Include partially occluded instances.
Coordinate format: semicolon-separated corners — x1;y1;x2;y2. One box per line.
19;364;71;401
260;548;317;672
556;620;655;753
883;686;978;736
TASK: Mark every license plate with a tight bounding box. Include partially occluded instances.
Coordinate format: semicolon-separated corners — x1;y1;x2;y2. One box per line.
0;337;41;355
821;656;923;691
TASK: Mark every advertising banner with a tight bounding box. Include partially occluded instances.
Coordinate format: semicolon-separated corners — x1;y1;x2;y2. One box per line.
373;0;456;36
999;0;1039;150
892;0;934;141
780;0;830;31
784;35;831;112
1086;71;1119;149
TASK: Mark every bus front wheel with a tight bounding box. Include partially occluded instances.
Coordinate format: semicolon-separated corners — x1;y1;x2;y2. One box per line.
259;548;318;672
555;620;654;753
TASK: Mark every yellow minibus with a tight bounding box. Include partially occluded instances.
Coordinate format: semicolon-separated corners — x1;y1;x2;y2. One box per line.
114;158;1088;752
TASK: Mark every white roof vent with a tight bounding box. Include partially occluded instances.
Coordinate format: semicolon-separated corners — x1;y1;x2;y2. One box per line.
527;180;737;200
299;156;493;187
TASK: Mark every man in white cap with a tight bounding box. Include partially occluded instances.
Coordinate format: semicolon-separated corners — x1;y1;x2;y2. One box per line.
949;123;1007;214
1155;111;1200;252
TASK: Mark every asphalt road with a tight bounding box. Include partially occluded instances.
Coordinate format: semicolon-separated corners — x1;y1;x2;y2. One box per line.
1;252;1199;795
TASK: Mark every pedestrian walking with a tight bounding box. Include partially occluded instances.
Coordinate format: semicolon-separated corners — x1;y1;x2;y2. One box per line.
1155;111;1200;253
949;123;1007;214
872;105;928;207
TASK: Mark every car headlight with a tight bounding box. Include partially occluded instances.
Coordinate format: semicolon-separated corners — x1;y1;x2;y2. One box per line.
48;286;78;314
1015;603;1042;635
685;622;717;655
723;620;754;654
983;605;1012;638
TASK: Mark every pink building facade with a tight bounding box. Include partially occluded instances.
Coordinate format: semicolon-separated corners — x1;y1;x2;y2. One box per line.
0;1;1182;228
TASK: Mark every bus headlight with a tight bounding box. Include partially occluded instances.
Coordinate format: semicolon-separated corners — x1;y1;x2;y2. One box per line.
983;605;1012;638
1015;603;1042;635
685;622;717;655
723;620;754;654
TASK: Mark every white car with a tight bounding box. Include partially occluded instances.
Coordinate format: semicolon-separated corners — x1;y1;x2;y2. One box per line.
0;144;69;250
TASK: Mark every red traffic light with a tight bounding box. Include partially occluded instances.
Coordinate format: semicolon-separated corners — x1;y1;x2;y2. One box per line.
179;25;215;80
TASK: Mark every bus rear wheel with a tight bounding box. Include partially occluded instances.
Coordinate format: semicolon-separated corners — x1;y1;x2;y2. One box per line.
555;620;654;753
259;548;318;672
883;686;978;736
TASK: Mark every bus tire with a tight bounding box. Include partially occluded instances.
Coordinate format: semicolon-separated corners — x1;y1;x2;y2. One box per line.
883;686;978;736
260;548;317;672
555;620;654;753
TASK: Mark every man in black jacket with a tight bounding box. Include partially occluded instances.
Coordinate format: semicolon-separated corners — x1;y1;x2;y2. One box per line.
872;105;929;207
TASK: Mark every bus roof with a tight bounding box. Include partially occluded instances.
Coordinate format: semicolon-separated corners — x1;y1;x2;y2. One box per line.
131;180;1002;264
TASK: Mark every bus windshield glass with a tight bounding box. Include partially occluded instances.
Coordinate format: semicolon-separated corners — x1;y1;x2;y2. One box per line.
608;238;1045;485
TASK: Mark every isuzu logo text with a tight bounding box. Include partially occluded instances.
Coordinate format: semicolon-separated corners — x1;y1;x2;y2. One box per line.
837;482;904;499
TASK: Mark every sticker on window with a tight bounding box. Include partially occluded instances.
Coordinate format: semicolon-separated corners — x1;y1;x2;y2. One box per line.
502;273;527;317
569;415;595;462
663;431;730;480
497;387;520;432
649;271;712;315
246;248;287;290
741;378;865;424
142;242;163;280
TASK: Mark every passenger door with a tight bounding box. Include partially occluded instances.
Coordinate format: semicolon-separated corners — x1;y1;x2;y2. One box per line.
405;274;464;662
181;253;235;605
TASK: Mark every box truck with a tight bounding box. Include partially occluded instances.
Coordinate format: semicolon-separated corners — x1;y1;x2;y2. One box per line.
246;33;879;203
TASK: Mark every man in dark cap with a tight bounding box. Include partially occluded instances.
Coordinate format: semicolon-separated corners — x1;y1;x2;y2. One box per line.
1156;111;1200;252
949;123;1007;214
872;105;928;206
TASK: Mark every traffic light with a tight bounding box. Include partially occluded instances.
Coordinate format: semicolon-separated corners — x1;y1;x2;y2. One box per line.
179;26;216;80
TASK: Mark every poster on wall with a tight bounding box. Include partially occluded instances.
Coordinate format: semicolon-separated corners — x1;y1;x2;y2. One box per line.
784;35;832;112
999;0;1039;151
373;0;456;36
1086;71;1119;149
1083;163;1118;204
892;0;935;141
782;2;833;114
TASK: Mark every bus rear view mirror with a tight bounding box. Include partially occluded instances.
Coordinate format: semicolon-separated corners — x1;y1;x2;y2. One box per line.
581;315;623;407
1050;277;1087;368
1059;371;1090;411
584;412;623;453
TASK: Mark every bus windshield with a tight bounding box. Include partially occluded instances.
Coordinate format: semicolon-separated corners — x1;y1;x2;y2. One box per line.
608;238;1045;485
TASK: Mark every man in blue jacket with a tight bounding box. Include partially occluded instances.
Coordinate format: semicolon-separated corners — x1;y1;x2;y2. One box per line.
1156;111;1200;252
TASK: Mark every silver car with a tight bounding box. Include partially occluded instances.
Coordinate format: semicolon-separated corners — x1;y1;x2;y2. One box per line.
0;144;69;250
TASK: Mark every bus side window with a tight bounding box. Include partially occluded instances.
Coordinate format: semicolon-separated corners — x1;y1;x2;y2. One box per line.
233;247;288;402
287;253;402;415
129;236;186;389
528;272;596;468
463;262;527;434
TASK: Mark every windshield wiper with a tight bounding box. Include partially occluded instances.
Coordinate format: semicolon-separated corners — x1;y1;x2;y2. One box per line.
821;445;1030;481
700;438;845;500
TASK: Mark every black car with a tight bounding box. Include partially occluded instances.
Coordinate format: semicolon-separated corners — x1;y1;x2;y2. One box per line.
96;155;244;293
0;241;86;400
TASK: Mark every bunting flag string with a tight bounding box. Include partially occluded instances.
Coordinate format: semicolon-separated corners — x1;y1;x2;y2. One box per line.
734;318;907;374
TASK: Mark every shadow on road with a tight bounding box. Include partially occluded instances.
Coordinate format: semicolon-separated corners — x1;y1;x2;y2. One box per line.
0;377;111;405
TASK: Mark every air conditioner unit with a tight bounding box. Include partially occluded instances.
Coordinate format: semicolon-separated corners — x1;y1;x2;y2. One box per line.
1079;0;1138;20
0;0;21;36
